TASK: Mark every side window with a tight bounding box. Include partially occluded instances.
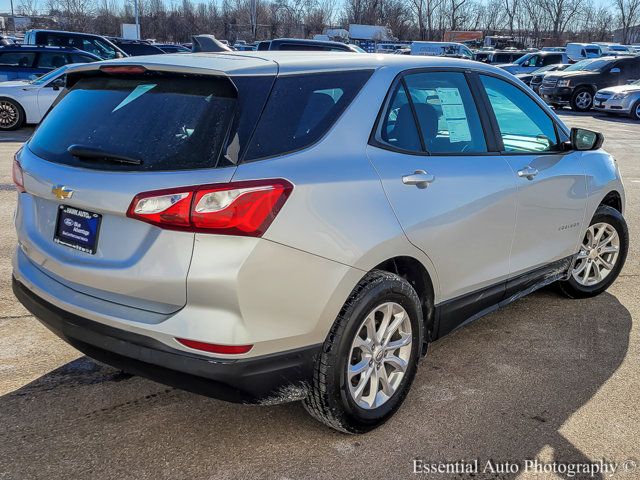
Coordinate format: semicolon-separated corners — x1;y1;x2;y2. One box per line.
542;54;561;66
378;82;422;152
480;75;560;153
36;52;69;69
0;52;35;67
244;70;373;160
69;53;96;63
404;72;487;154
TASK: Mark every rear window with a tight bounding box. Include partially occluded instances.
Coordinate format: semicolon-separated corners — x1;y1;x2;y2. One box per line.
28;74;241;171
244;70;372;161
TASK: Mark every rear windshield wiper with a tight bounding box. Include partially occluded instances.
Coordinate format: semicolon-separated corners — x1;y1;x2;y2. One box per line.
67;145;143;165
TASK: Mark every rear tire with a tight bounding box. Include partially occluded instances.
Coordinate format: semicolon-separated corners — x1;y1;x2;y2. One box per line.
0;98;25;130
557;206;628;299
303;270;424;433
570;87;593;112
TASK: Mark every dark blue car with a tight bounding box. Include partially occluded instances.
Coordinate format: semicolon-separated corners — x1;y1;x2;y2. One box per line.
0;45;100;81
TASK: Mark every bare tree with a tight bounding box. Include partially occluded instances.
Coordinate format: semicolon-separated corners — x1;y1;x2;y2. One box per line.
616;0;640;43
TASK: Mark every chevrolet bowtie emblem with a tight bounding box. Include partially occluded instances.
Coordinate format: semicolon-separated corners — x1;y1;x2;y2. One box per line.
52;185;74;200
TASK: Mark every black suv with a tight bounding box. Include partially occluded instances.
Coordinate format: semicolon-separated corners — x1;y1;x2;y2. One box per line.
539;56;640;111
24;29;127;60
256;38;363;52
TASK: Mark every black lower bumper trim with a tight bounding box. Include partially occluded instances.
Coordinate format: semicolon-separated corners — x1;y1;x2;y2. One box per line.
13;277;321;404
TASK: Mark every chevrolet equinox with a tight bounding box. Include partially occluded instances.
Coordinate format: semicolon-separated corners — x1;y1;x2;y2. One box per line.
12;53;628;433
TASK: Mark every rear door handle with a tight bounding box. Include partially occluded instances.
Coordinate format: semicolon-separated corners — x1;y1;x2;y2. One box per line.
402;170;435;189
517;166;539;180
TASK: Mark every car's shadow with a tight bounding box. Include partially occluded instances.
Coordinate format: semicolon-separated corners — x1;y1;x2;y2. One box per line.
0;127;33;143
0;290;631;479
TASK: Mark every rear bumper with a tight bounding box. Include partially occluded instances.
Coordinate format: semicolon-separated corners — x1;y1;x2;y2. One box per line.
13;276;321;404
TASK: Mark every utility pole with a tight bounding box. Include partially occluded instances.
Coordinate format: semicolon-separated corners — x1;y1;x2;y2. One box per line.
9;0;15;35
134;0;140;39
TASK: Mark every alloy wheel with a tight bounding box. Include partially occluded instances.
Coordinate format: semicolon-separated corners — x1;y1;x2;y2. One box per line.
635;103;640;119
572;222;620;287
0;101;18;129
575;91;592;110
347;302;412;410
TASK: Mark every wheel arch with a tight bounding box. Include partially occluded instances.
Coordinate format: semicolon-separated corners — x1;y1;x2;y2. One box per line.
372;255;436;350
600;190;623;214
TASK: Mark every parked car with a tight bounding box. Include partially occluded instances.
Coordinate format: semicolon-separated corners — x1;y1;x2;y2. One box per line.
593;80;640;119
528;63;570;93
256;38;363;52
565;43;602;62
473;51;491;62
486;50;527;64
541;47;566;52
0;45;99;81
107;38;166;56
498;51;568;74
539;56;640;111
0;63;77;130
24;29;127;60
154;43;190;54
410;41;473;59
12;54;627;433
595;43;632;55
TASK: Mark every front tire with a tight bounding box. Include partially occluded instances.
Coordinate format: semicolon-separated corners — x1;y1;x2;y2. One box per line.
0;98;25;130
570;87;594;112
557;206;628;298
629;100;640;120
303;270;424;433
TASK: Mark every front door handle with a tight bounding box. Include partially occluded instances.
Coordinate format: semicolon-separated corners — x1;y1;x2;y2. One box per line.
517;166;539;180
402;170;435;189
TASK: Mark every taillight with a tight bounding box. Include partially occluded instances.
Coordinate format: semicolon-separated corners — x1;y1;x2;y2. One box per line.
127;179;293;237
12;156;25;193
175;338;253;355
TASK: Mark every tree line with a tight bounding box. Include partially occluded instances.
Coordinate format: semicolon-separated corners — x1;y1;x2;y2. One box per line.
13;0;640;45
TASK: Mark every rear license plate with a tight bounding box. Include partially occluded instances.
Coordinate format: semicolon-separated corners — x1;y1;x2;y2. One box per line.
53;205;102;254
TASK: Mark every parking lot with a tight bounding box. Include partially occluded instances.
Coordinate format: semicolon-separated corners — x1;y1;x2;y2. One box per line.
0;111;639;479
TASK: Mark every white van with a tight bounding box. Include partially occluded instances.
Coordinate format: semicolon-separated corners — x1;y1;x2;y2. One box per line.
410;41;473;59
566;43;602;62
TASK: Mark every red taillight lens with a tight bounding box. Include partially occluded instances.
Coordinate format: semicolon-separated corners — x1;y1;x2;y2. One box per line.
127;179;292;237
176;338;253;355
12;157;25;193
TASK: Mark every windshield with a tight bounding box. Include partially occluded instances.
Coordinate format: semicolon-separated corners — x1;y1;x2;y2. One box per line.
514;53;532;65
532;65;556;74
30;65;68;85
565;59;611;72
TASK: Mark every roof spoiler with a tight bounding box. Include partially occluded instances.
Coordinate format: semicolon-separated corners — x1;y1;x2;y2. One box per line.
191;35;232;53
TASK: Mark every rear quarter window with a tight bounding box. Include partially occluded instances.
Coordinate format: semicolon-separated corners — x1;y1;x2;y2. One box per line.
243;70;372;161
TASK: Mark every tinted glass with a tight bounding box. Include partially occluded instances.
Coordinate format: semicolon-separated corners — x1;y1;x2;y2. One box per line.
0;52;35;67
31;65;67;85
403;72;487;154
379;83;421;152
69;53;97;63
244;70;372;160
29;75;239;171
35;52;69;68
542;54;562;66
118;43;163;56
480;75;559;153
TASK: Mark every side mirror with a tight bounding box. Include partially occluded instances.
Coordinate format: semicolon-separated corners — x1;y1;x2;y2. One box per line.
610;67;621;74
51;78;65;90
570;127;604;151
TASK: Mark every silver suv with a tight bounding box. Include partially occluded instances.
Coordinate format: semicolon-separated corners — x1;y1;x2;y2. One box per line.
12;53;628;433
